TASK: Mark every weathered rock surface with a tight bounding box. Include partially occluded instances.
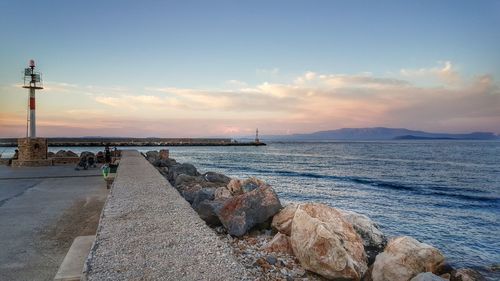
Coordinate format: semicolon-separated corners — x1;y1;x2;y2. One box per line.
194;199;226;226
271;203;298;236
372;236;446;281
145;150;159;163
55;150;78;157
168;163;200;183
215;186;233;200
218;184;282;237
152;158;177;168
450;268;486;281
262;232;294;255
241;177;265;193
227;178;243;195
180;184;203;204
410;272;447;281
203;172;231;184
290;203;367;280
340;209;387;265
191;188;216;209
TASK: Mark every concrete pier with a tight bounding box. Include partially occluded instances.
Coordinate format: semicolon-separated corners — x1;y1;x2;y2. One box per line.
83;150;247;280
0;165;107;281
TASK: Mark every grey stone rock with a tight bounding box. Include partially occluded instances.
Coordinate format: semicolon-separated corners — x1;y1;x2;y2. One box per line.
145;150;159;163
192;188;216;209
339;209;388;265
203;172;231;184
194;199;226;226
152;158;177;168
218;184;282;237
266;255;277;265
411;272;447;281
168;163;200;183
450;268;486;281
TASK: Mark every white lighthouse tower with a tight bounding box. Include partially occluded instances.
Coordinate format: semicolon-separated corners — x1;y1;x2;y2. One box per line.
12;60;52;167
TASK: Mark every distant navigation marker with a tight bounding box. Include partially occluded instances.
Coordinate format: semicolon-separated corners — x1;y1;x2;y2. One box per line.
255;128;260;144
12;59;52;167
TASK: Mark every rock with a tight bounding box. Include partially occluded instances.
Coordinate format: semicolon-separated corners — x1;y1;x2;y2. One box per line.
55;150;78;157
215;186;233;200
47;151;55;157
340;210;387;265
450;268;486;281
227;179;243;195
218;183;282;237
290;203;367;280
271;203;298;236
168;163;200;183
157;167;168;176
159;149;169;159
80;151;95;158
152;158;177;168
203;172;231;184
194;199;226;226
181;184;203;204
145;150;159;163
266;255;277;265
372;236;446;281
192;188;216;209
411;272;447;281
175;174;205;189
263;232;294;255
241;177;265;193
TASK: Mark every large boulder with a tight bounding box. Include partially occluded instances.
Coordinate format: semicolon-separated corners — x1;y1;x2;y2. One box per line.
174;174;205;189
180;184;203;204
290;203;367;280
340;210;387;265
152;158;177;168
410;272;447;281
262;232;294;255
215;186;233;200
218;183;282;236
194;199;226;226
191;188;216;209
271;203;299;236
168;163;200;183
372;236;446;281
55;150;78;157
203;172;231;184
450;268;486;281
145;150;159;163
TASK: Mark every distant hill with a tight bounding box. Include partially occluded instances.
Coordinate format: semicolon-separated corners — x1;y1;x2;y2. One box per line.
261;127;499;141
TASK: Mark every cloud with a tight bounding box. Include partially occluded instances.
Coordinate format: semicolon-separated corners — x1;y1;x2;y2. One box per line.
2;62;499;137
400;61;460;85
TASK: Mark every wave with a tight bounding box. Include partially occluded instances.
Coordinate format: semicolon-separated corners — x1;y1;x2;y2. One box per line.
202;162;499;204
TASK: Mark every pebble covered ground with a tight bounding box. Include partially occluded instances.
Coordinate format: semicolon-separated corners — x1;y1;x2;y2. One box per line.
213;226;327;281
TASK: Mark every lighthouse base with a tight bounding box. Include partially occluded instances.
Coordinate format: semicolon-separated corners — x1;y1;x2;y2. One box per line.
11;138;53;167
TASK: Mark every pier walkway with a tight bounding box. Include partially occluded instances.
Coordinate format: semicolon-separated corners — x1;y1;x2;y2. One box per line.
83;150;247;280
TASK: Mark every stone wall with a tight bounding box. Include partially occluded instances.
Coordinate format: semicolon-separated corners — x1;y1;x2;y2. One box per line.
17;138;48;161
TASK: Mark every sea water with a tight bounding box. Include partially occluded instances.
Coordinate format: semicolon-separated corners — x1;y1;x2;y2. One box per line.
2;141;499;276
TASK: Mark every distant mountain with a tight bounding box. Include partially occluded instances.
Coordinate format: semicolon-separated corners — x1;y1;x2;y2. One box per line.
261;127;499;141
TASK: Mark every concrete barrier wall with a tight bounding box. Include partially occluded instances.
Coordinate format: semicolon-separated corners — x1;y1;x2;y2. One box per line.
82;150;246;280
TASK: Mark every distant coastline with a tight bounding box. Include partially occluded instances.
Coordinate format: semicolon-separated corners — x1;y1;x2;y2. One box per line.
0;137;266;147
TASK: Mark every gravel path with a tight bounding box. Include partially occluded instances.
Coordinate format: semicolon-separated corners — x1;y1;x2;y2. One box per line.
83;150;248;280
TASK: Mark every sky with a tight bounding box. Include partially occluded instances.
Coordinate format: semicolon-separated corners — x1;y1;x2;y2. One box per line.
0;0;499;137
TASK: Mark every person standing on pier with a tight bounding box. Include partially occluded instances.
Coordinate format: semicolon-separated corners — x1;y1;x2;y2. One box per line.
104;145;112;164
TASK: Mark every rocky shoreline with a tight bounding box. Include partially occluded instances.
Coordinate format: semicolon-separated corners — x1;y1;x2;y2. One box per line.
144;149;487;281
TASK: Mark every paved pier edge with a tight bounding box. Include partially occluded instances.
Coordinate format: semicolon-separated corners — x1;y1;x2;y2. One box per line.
82;150;247;280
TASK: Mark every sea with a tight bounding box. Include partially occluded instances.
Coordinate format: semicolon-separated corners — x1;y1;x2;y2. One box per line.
2;141;499;278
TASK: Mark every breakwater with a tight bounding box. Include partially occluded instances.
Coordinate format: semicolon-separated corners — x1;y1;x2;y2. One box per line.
144;149;494;280
0;137;265;147
83;150;247;280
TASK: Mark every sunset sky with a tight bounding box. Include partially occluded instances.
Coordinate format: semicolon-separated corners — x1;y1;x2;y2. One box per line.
1;0;499;137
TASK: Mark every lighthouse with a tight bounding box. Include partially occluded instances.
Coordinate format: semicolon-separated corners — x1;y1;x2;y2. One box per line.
12;60;52;167
22;59;43;138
